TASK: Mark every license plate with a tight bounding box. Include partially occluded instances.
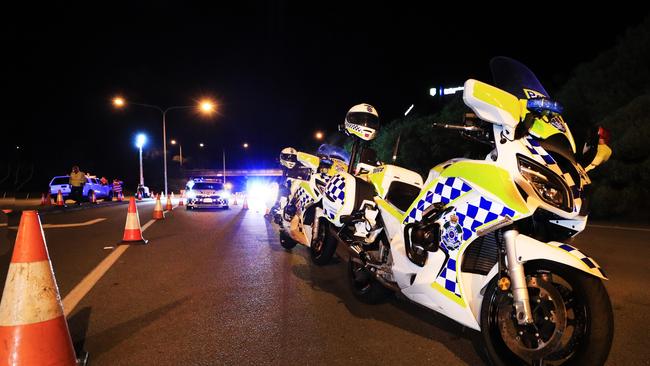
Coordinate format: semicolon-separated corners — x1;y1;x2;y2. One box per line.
203;198;213;203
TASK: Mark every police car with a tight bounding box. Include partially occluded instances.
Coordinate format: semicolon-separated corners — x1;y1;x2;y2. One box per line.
185;178;230;209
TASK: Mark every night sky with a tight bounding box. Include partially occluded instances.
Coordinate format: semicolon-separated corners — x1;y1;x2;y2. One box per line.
5;4;648;192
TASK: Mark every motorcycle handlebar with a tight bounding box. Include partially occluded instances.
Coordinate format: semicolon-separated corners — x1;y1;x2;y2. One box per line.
431;122;484;132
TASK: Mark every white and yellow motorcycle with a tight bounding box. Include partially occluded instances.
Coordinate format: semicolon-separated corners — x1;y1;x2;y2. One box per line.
322;58;613;365
275;145;349;264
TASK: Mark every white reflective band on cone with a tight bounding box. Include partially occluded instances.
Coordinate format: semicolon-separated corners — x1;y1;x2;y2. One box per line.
0;261;64;326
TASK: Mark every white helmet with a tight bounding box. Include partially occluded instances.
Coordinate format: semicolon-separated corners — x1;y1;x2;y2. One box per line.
344;103;379;141
280;147;298;169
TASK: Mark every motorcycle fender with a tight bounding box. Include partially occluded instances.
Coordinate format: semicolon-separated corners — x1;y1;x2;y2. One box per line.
288;215;309;246
513;234;607;280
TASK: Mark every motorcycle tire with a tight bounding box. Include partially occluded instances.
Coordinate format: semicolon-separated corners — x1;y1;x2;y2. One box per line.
279;230;298;250
310;219;337;265
347;258;391;304
480;260;613;366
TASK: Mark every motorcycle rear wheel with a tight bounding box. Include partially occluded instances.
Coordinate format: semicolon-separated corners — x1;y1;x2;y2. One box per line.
279;230;298;250
347;259;391;304
480;261;613;366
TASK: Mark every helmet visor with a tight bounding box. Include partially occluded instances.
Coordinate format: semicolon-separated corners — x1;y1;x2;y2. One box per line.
346;112;379;130
280;153;297;163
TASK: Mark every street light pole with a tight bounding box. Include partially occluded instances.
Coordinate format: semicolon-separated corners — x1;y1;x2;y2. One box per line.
162;110;168;195
179;144;183;167
223;148;226;185
113;99;215;196
139;145;144;186
135;133;147;188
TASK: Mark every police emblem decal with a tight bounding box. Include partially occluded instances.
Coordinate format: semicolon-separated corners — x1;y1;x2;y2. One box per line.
442;214;463;251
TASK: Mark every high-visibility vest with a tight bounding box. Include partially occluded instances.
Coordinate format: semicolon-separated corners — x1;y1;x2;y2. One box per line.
112;181;123;193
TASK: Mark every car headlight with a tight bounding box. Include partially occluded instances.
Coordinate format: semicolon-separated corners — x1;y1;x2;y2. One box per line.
517;155;573;212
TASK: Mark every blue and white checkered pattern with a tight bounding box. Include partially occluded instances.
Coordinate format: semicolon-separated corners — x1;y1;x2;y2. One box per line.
434;197;516;300
294;187;314;209
404;177;472;224
524;136;556;165
325;174;346;204
435;257;462;298
455;196;516;241
548;242;605;276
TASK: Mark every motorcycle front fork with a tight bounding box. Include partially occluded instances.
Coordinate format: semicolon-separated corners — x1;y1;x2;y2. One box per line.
503;229;534;325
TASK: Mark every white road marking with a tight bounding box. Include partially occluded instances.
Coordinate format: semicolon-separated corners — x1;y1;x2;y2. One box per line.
42;218;107;228
6;218;107;230
588;224;650;232
62;204;180;316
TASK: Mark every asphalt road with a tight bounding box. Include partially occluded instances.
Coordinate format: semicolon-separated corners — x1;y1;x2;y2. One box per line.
0;202;649;365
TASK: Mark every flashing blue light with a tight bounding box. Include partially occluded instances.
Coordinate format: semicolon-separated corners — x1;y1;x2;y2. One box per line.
135;133;147;149
527;98;564;115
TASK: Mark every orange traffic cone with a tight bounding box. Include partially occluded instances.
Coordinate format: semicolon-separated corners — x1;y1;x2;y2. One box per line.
0;211;81;365
171;192;175;200
117;191;123;202
232;194;238;206
122;197;147;244
178;197;184;206
40;193;48;206
56;190;66;207
46;193;52;206
137;191;142;201
90;190;98;204
242;195;249;210
153;194;165;220
166;195;173;211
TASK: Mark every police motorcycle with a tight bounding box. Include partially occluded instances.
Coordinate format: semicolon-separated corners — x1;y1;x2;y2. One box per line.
321;58;613;365
275;146;349;264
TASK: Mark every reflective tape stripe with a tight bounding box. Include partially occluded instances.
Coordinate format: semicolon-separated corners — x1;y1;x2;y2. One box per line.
124;213;141;230
0;261;64;326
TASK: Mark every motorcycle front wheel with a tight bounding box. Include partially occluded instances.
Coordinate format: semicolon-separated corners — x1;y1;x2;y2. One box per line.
310;219;337;265
480;261;613;366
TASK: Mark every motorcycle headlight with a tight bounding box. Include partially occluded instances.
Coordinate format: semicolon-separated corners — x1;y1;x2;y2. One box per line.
517;155;573;212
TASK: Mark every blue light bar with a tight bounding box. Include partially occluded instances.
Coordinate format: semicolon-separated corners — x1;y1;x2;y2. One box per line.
527;98;564;115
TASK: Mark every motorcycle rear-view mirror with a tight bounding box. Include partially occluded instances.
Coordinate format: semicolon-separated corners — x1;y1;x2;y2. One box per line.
463;79;521;130
580;126;612;172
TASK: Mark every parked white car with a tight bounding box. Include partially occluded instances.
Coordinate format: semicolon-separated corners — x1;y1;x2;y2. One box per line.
49;176;112;201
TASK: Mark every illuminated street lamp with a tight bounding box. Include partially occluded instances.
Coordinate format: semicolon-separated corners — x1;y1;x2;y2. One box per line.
315;131;324;140
170;139;183;167
243;142;249;148
113;97;125;107
112;96;215;195
199;142;205;148
135;133;147;187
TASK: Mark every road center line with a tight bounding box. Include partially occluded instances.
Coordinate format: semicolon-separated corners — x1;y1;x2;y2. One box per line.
62;203;181;317
62;218;156;317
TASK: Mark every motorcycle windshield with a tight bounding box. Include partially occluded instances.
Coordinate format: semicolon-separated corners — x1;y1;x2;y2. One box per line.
490;57;550;99
317;144;350;164
490;57;577;155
